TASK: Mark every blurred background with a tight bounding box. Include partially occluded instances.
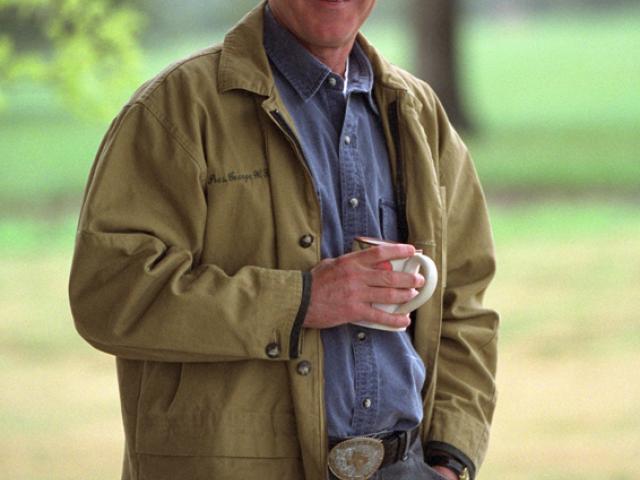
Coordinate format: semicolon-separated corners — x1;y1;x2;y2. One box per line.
1;0;638;478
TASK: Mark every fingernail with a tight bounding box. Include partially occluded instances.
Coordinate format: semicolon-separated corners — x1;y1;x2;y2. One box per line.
415;274;425;287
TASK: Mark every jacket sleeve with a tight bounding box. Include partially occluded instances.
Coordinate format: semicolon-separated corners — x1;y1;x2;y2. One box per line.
425;99;499;474
69;102;308;363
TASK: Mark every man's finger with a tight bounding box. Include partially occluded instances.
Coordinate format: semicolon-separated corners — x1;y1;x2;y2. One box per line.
361;287;419;305
349;244;416;266
365;270;424;289
360;307;412;330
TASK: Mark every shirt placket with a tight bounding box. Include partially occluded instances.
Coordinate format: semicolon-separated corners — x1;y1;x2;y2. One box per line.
351;326;379;433
340;92;379;432
339;94;366;254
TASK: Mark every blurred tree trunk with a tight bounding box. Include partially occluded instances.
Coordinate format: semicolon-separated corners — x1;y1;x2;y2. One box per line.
413;0;472;131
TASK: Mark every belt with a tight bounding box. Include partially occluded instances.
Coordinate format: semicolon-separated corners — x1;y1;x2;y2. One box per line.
328;428;419;479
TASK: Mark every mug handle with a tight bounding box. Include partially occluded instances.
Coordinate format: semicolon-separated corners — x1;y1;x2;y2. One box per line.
394;254;438;314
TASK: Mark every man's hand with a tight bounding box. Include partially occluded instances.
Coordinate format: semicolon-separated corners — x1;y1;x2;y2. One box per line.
304;244;425;330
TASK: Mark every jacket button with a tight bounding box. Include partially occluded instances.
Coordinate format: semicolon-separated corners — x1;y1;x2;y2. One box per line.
265;342;281;358
296;360;312;376
299;234;314;248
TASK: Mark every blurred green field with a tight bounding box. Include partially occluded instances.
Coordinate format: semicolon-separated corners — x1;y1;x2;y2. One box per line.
1;203;639;479
1;7;639;209
462;11;640;192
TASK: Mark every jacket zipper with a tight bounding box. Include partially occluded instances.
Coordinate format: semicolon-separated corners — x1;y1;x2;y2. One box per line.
269;109;305;162
387;99;409;244
387;98;418;339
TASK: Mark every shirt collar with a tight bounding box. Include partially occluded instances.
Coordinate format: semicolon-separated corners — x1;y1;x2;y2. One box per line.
263;5;377;111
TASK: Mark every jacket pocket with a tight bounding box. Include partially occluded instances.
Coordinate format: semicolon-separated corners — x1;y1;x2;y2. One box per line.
134;361;301;459
136;455;304;480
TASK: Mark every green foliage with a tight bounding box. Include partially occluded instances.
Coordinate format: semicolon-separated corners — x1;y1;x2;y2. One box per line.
0;0;144;120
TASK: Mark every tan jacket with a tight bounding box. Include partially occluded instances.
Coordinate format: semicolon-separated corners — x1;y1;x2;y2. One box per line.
69;4;498;480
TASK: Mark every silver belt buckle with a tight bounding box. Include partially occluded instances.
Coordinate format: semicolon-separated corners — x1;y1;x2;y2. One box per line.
328;437;384;480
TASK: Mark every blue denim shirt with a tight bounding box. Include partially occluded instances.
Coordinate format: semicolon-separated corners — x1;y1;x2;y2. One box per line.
264;8;426;438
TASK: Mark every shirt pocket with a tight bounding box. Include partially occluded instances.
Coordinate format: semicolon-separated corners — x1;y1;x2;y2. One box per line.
378;198;400;242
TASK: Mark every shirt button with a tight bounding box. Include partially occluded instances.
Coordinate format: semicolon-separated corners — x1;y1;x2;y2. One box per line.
363;398;372;409
328;77;337;87
344;135;351;145
265;342;280;358
299;234;314;248
296;360;312;376
349;197;359;208
357;331;367;341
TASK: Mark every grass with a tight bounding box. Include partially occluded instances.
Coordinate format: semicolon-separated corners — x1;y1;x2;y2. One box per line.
463;10;640;129
0;87;105;208
461;10;640;191
481;203;640;479
489;202;640;351
1;203;639;479
467;125;640;192
0;210;77;252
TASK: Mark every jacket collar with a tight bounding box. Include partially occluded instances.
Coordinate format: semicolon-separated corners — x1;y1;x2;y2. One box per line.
218;2;411;99
217;2;274;96
355;33;414;94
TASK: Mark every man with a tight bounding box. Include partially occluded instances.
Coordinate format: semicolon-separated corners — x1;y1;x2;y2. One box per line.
69;1;498;479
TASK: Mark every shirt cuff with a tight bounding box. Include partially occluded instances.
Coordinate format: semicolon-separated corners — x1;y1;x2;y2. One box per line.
425;441;476;480
289;271;312;358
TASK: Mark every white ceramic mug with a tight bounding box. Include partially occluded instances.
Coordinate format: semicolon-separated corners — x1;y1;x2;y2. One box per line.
352;236;438;331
